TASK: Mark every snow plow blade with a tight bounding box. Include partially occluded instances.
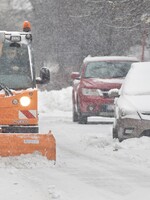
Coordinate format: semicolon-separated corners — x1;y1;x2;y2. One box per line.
0;131;56;160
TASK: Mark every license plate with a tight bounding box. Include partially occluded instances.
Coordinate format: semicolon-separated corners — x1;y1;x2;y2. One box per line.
107;104;114;111
101;104;114;112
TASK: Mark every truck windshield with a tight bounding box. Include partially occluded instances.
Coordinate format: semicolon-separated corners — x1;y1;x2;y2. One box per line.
84;61;137;79
0;42;34;89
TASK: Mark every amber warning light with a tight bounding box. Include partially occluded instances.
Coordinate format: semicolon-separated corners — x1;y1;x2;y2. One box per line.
23;21;31;32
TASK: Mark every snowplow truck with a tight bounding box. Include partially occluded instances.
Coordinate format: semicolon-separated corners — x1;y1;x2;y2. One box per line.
0;21;56;160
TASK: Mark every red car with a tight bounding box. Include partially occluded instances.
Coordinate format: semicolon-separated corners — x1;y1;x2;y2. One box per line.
71;56;139;124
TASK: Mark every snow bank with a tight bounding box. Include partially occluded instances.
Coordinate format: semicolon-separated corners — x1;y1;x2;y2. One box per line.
0;153;55;169
81;134;150;170
109;137;150;169
84;135;112;148
38;87;72;113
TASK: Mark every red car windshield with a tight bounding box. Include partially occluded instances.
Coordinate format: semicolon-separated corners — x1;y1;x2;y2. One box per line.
84;61;136;79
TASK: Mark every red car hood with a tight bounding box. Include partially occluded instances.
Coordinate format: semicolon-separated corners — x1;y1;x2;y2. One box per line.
81;78;123;89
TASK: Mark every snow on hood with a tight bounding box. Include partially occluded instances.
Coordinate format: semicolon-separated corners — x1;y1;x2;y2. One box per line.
92;78;124;84
83;56;139;63
81;78;123;89
123;95;150;120
124;95;150;112
117;94;150;120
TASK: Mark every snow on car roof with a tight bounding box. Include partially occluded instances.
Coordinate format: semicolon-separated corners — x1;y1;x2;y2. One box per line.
83;56;139;63
131;61;150;68
0;31;32;45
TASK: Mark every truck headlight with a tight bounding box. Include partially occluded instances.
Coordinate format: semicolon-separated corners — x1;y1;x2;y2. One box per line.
20;96;31;107
82;88;103;96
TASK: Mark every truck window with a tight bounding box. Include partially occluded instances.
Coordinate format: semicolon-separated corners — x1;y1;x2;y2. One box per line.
0;42;35;89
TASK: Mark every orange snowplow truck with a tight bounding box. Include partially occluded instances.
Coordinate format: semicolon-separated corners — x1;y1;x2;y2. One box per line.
0;21;56;160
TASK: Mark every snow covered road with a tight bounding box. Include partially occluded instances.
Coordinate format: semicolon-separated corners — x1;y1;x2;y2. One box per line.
1;88;150;200
39;112;150;200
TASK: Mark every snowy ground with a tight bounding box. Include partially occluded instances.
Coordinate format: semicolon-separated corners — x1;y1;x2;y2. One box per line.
1;0;150;198
0;87;150;200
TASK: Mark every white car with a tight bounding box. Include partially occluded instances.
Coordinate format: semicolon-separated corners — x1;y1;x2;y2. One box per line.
109;62;150;141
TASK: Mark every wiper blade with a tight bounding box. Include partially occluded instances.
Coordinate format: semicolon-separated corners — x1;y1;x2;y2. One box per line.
111;75;124;78
83;76;94;79
0;83;13;96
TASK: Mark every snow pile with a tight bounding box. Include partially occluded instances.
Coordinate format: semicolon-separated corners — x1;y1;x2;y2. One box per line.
112;137;150;167
38;87;72;113
89;135;150;169
117;136;150;150
48;185;61;199
0;153;55;169
84;135;112;148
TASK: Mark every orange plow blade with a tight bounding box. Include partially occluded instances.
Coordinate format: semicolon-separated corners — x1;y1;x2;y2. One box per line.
0;131;56;160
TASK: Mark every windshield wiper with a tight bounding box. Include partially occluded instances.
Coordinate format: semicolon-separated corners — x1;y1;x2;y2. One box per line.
83;76;94;79
0;83;13;96
111;75;124;78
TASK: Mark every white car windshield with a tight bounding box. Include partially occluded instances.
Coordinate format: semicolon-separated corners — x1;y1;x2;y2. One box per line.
84;61;135;78
122;62;150;95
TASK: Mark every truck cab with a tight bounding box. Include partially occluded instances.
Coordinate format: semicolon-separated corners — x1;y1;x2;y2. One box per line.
0;24;50;133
